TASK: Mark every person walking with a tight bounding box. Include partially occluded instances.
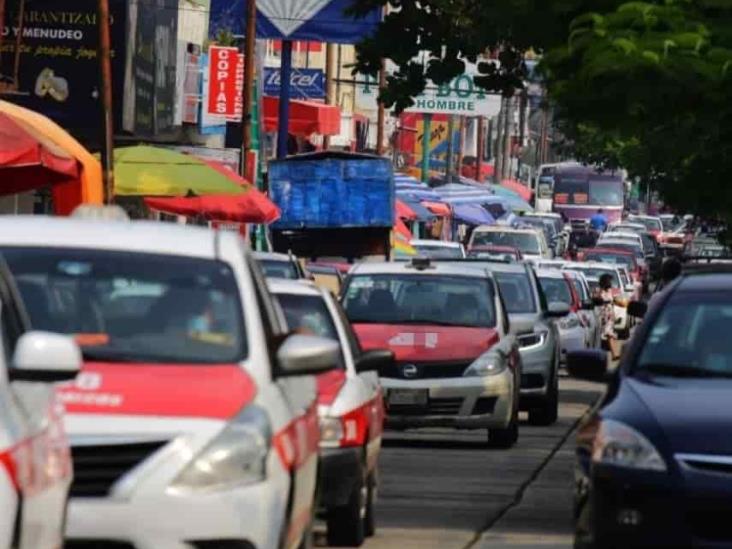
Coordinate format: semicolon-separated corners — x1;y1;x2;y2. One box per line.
596;273;621;360
590;208;609;233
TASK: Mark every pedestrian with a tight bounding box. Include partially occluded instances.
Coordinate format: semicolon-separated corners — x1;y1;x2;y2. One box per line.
596;273;621;360
589;208;608;233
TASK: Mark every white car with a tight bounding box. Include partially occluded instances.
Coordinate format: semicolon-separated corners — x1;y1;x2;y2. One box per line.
536;270;587;362
0;215;339;549
563;269;601;349
410;239;466;259
269;280;390;547
342;258;523;447
469;226;552;262
0;263;81;549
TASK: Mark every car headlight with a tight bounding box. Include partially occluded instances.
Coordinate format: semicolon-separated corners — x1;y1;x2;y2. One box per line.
592;419;666;471
559;315;580;330
169;406;271;493
517;331;547;350
464;353;506;377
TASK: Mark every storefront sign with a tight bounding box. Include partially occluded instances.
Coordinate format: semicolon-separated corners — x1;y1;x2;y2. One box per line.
207;46;244;119
263;67;324;99
404;74;502;117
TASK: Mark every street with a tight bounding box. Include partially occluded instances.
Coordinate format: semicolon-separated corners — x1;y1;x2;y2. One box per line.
317;378;602;549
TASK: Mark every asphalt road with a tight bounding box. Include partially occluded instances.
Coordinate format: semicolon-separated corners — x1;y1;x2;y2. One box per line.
317;377;603;549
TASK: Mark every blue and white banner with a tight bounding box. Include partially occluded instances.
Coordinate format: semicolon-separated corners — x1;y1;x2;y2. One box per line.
263;67;325;99
210;0;381;44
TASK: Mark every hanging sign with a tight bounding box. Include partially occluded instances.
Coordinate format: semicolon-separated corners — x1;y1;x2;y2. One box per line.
206;46;244;119
263;67;325;99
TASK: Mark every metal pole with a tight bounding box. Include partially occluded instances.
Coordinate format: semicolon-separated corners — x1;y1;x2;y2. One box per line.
446;115;455;182
494;99;504;184
241;0;257;176
502;96;512;181
323;43;335;150
98;0;115;203
457;116;466;178
421;113;432;183
277;40;293;159
476;116;485;183
0;0;6;71
12;0;25;87
376;60;386;155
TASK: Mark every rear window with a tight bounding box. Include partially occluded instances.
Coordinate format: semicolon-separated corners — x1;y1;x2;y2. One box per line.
2;247;246;364
343;274;496;328
259;259;299;280
585;253;634;268
412;244;464;259
472;231;541;255
572;267;621;289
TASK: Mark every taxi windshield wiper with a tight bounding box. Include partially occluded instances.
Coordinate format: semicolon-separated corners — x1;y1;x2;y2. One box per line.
638;363;732;379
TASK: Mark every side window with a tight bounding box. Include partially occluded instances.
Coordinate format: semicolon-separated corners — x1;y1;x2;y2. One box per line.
245;254;287;343
332;297;363;358
531;268;548;312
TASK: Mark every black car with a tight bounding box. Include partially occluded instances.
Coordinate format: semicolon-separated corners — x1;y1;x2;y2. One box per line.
568;269;732;548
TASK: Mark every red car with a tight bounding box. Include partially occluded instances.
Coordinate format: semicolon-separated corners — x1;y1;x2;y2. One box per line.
583;247;645;286
467;245;524;262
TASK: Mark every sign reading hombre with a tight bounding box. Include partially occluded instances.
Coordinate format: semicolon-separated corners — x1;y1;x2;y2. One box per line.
404;74;502;117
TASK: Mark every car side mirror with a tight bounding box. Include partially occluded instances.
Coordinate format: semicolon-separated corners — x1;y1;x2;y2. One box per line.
628;301;648;319
356;349;395;374
10;331;82;383
581;299;595;310
566;349;609;383
277;334;340;377
546;302;571;317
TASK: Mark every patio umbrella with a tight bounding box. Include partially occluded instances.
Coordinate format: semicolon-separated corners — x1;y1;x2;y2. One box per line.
453;204;495;226
114;146;246;197
0;100;102;214
145;192;280;224
0;111;79;193
396;199;418;221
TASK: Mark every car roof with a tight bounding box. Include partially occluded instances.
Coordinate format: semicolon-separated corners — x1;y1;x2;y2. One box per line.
349;260;490;278
253;251;293;262
411;239;462;248
0;215;221;259
586;247;635;256
524;212;561;219
678;272;732;292
268;279;321;296
473;226;539;235
601;231;641;239
535;268;566;279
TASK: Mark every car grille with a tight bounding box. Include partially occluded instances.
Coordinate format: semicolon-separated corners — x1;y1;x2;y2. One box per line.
389;397;463;416
384;361;472;380
70;441;168;498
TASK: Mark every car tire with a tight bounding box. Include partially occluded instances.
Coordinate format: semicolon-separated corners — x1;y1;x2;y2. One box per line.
365;470;377;537
529;369;559;426
489;404;519;448
326;472;367;547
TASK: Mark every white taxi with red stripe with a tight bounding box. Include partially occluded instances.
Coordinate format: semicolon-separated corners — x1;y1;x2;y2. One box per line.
0;216;340;549
0;258;81;549
268;280;392;547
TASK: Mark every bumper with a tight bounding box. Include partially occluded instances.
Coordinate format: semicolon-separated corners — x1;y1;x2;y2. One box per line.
382;372;514;430
578;462;732;548
518;341;555;400
318;447;363;509
66;479;287;549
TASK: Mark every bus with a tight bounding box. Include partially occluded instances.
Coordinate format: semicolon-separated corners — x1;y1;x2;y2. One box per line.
551;163;626;224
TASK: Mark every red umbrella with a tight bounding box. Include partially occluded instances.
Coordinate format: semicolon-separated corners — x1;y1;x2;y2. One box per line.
0;112;79;194
396;199;418;221
144;158;280;224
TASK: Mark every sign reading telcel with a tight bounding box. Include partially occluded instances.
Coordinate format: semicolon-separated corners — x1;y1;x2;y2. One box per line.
263;68;325;99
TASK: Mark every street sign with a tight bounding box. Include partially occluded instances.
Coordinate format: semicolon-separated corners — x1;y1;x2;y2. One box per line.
263;67;325;99
206;46;244;119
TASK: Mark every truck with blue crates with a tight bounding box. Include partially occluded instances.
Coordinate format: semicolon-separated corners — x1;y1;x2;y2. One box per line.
268;152;396;260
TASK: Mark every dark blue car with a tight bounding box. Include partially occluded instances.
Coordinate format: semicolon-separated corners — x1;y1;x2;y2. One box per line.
567;269;732;548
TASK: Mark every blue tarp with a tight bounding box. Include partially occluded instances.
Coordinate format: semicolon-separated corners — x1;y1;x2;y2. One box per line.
453;204;495;226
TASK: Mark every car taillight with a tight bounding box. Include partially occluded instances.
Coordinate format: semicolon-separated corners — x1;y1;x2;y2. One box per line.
319;402;379;449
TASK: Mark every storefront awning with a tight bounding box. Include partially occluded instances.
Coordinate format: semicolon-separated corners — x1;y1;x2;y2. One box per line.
263;97;341;136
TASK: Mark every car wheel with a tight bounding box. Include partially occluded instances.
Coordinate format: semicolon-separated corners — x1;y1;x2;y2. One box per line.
326;472;367;547
364;470;377;537
489;403;519;449
529;369;559;426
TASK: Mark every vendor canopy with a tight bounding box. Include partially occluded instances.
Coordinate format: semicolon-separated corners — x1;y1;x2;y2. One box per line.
263;97;341;136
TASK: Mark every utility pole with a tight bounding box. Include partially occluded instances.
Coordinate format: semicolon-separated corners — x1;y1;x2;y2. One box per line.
241;0;257;178
323;43;335;150
376;60;386;155
446;115;455;182
494;98;504;184
457;116;466;178
421;113;432;183
476;116;485;183
502;96;513;181
98;0;115;203
0;0;5;73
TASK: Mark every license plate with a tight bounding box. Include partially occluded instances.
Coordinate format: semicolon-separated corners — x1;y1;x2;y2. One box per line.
388;389;428;406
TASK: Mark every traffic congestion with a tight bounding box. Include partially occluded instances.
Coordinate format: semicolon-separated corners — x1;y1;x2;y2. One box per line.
1;0;731;548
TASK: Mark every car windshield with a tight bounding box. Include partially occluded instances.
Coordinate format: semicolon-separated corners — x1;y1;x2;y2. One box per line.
585;253;634;268
538;276;573;305
412;244;463;259
343;274;496;328
588;177;624;206
494;272;537;314
572;267;621;288
472;231;541;254
2;247;246;364
636;293;732;378
598;241;644;258
259;259;299;279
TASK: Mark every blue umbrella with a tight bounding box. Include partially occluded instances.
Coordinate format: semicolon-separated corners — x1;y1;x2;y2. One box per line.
397;188;444;202
453;204;495;226
400;198;436;222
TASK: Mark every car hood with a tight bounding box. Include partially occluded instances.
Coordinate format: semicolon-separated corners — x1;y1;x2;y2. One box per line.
353;324;500;362
627;377;732;455
58;362;257;421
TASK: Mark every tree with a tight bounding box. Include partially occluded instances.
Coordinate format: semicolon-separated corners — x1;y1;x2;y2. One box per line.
541;0;732;217
348;0;625;110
